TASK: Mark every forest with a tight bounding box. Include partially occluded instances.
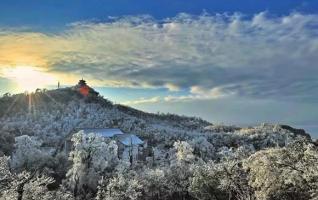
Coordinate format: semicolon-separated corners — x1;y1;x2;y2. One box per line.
0;85;317;200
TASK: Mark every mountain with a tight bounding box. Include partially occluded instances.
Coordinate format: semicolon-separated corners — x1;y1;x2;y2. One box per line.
0;81;311;156
0;83;212;153
0;81;316;200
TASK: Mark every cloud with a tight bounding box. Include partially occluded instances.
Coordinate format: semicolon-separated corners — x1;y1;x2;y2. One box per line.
164;83;181;92
123;86;234;105
1;12;318;101
164;86;234;102
122;96;161;105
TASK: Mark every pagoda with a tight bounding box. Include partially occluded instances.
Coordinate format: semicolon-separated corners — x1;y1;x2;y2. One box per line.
78;79;87;87
76;79;99;97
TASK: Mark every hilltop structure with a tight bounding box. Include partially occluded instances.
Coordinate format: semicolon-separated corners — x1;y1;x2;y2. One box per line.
78;79;87;87
75;79;99;97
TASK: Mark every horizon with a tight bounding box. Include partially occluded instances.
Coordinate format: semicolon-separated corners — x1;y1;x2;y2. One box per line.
1;1;318;136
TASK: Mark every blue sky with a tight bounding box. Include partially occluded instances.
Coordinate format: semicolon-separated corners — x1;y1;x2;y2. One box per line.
1;0;317;29
1;0;318;135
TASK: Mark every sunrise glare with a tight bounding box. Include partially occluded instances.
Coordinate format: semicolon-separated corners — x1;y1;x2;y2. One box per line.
2;66;56;92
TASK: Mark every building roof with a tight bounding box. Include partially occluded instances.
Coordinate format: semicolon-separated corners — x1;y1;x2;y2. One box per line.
116;134;144;146
80;128;124;138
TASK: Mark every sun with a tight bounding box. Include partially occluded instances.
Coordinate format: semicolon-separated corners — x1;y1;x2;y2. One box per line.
3;66;57;92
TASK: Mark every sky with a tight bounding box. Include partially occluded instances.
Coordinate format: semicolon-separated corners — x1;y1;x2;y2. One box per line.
1;0;318;135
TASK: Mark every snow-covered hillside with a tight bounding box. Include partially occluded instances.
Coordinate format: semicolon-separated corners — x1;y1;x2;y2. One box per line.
0;83;316;200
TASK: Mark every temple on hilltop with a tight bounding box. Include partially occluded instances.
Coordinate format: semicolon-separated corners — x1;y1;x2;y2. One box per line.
76;79;99;97
78;79;87;87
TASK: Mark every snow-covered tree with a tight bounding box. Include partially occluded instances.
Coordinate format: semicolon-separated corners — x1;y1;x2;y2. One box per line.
18;175;55;200
0;131;14;156
190;160;254;200
165;141;197;199
0;156;12;193
96;172;143;200
140;168;168;200
245;138;318;200
190;161;227;200
172;141;196;164
66;131;119;198
1;156;73;200
190;136;215;161
10;135;49;170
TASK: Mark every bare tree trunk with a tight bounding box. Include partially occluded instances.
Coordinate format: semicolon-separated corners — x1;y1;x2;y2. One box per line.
17;184;25;200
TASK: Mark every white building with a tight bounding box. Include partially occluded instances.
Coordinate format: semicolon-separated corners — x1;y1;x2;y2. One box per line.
78;128;144;165
116;134;144;163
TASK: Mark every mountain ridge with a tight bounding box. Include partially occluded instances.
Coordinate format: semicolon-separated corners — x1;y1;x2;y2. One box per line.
0;82;311;157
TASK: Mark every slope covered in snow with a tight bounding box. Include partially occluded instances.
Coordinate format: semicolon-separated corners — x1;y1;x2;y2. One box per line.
0;83;316;200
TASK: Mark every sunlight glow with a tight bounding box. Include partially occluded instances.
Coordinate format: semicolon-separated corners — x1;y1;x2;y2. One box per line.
3;66;57;92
